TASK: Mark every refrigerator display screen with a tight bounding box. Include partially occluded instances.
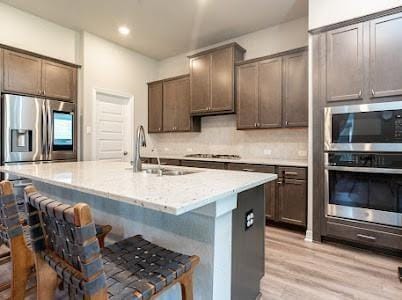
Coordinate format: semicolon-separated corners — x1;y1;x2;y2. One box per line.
53;112;73;150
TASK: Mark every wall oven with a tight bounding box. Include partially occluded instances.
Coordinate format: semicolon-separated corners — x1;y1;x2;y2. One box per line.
325;152;402;227
324;101;402;152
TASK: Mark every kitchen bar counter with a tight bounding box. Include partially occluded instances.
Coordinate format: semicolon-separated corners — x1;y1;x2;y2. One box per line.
142;153;308;167
0;160;276;300
0;160;275;215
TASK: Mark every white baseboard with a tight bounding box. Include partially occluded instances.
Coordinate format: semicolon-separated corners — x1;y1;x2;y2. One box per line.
304;229;313;242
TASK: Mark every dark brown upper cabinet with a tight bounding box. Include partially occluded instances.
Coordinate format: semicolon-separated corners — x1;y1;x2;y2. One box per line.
163;75;199;132
189;43;246;116
259;58;283;128
283;51;308;127
369;12;402;98
2;48;78;102
326;24;364;102
236;47;308;130
148;81;163;133
3;50;42;96
236;63;259;129
42;60;77;102
148;75;200;134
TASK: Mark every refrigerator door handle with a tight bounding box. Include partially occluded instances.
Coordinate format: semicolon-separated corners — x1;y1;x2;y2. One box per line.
42;101;48;159
47;101;53;160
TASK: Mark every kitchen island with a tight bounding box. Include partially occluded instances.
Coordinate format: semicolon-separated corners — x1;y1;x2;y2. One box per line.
0;160;276;300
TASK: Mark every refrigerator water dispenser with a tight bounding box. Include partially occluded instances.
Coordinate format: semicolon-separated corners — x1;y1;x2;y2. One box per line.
11;129;32;152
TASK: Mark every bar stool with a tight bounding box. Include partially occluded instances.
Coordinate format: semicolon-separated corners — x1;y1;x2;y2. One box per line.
0;181;35;299
0;181;113;299
24;184;199;300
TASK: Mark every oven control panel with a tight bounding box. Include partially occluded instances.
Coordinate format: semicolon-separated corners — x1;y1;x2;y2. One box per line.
327;152;402;169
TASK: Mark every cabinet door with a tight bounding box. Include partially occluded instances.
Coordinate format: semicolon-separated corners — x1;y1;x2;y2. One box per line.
175;76;192;131
283;51;308;127
148;82;163;133
265;181;276;221
258;58;282;128
163;79;177;132
3;50;42;96
278;179;307;226
236;63;259;129
190;54;210;113
42;60;77;101
210;47;234;112
326;23;364;102
369;13;402;98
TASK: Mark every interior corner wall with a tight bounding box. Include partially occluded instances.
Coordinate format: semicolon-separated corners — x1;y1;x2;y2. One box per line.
308;0;402;30
81;32;158;161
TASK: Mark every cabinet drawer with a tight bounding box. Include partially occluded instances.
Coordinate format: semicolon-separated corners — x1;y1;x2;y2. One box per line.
227;163;275;173
181;160;225;169
278;166;306;179
326;221;402;251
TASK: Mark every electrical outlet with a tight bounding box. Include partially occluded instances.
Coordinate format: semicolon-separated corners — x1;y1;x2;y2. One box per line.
186;148;193;152
263;149;272;155
245;209;254;231
298;150;307;157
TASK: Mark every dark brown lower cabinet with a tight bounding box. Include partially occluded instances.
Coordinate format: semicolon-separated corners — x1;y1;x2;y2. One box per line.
181;160;225;169
265;181;276;220
278;178;307;226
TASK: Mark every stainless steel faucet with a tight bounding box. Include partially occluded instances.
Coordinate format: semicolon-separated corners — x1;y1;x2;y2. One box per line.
133;125;147;172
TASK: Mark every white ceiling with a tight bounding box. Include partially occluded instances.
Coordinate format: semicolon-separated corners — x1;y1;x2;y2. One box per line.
1;0;308;60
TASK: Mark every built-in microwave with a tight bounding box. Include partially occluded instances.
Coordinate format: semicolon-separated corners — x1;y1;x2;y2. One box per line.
324;101;402;152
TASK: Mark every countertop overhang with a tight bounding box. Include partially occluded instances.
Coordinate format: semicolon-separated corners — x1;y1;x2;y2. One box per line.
0;161;277;215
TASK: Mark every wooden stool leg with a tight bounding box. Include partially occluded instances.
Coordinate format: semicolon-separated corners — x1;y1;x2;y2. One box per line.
179;271;194;300
34;253;58;300
10;235;33;300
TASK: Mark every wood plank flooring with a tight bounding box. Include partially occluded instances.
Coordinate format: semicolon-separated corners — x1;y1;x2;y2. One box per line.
1;226;401;299
261;226;402;300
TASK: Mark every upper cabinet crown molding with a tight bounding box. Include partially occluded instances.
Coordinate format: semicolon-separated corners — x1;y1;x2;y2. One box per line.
236;47;308;130
189;43;246;116
1;46;79;102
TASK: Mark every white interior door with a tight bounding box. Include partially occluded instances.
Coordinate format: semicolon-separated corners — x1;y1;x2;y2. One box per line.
94;91;132;161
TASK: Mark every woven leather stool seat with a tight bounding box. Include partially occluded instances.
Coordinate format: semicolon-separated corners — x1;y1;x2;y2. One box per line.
102;235;193;300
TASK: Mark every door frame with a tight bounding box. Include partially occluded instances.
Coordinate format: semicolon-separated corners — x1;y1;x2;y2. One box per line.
91;87;134;161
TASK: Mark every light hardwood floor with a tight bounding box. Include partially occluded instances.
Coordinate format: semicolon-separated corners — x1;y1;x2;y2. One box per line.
1;226;401;299
262;226;402;300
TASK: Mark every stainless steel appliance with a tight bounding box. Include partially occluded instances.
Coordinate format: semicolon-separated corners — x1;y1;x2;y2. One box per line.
325;152;402;227
324;101;402;152
2;94;77;201
2;94;76;164
185;153;241;160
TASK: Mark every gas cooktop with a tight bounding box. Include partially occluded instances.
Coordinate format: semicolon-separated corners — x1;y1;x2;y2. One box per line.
184;154;241;160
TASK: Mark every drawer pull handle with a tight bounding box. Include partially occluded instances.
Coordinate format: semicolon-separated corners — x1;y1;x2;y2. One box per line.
284;171;298;176
356;234;376;241
242;169;256;172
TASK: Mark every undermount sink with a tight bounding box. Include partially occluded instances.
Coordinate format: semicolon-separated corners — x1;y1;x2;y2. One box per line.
141;167;197;176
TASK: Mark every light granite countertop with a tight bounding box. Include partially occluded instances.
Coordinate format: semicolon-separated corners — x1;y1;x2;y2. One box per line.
0;160;276;215
142;153;308;167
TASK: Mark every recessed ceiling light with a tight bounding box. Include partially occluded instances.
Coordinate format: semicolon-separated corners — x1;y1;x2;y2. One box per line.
118;26;130;36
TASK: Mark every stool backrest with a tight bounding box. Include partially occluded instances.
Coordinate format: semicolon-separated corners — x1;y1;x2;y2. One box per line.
24;185;107;298
0;181;23;246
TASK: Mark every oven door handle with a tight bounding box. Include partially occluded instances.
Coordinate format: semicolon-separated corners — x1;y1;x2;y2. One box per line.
325;165;402;174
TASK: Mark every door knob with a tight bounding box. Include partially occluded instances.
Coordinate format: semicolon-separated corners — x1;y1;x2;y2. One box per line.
123;151;128;156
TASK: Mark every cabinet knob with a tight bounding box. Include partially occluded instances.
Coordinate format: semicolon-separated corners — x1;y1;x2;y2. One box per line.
285;121;289;126
358;90;362;98
158;128;161;131
371;89;375;97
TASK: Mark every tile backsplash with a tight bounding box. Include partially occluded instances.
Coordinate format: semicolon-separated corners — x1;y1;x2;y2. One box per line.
147;114;308;160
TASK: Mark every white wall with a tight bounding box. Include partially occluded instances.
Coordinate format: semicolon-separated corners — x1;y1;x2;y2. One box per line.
309;0;402;29
159;17;308;78
0;3;79;63
81;32;158;160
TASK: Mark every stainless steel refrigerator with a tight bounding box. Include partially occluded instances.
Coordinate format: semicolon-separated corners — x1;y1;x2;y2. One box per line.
2;94;77;199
